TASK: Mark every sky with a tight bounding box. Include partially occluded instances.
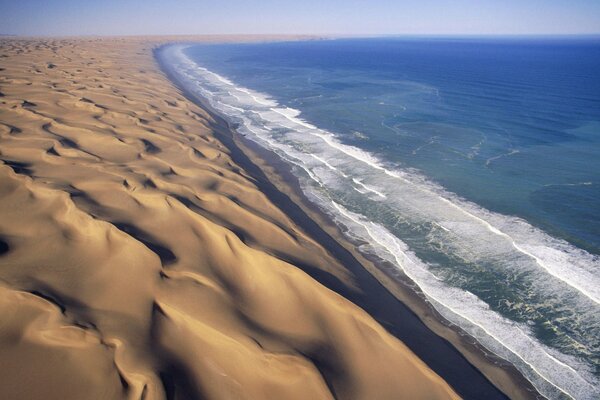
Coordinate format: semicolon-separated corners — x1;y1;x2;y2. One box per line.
1;0;599;36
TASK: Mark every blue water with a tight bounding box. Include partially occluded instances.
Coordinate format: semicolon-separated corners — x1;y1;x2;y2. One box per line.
161;37;600;399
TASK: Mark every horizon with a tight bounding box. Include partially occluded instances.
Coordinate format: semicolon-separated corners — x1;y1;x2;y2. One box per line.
2;33;600;39
1;0;600;37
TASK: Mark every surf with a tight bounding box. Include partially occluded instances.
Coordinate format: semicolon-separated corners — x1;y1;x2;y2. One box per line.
159;43;600;400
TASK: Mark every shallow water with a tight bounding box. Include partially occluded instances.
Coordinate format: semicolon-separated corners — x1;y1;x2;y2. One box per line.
163;37;600;399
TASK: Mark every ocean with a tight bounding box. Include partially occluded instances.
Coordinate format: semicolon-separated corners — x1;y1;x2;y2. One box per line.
161;37;600;399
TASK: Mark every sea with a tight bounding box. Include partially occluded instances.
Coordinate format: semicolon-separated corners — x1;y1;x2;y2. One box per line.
160;37;600;399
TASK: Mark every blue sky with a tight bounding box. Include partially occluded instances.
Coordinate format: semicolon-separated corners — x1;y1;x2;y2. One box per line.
1;0;599;36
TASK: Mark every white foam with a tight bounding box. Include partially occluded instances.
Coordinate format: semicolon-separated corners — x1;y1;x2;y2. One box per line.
158;44;600;399
352;178;386;199
310;154;349;178
329;201;600;399
237;87;277;107
271;107;318;129
485;149;520;166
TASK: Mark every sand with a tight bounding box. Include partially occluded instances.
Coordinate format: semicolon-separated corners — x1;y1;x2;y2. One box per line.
0;36;465;400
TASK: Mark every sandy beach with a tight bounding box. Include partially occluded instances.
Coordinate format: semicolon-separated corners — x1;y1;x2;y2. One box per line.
0;36;537;400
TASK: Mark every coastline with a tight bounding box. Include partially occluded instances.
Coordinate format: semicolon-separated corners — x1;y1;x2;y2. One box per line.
0;35;459;400
0;35;543;400
155;42;543;399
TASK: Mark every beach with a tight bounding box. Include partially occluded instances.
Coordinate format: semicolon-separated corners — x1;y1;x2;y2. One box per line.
0;36;539;400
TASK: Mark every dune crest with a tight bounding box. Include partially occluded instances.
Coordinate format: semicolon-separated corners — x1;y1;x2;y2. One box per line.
0;37;459;399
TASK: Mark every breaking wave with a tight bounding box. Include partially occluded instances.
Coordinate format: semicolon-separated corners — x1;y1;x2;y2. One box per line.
159;44;600;400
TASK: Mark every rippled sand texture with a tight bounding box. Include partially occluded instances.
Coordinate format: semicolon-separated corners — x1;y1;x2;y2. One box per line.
0;37;459;400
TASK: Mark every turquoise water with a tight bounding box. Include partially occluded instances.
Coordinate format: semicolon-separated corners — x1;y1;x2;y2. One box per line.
162;37;600;399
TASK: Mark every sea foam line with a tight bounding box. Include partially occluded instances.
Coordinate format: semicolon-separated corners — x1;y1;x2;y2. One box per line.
281;107;600;306
161;44;600;399
330;200;583;400
168;45;600;310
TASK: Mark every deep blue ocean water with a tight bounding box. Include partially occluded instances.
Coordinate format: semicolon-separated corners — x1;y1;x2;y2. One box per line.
162;37;600;399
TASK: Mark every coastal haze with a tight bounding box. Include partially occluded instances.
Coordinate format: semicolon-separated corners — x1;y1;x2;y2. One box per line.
2;0;600;36
1;1;599;400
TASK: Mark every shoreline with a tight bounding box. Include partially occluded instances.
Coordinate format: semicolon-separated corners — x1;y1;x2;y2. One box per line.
1;35;463;400
154;42;543;399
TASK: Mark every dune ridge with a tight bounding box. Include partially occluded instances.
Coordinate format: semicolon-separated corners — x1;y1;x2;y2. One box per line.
0;37;460;399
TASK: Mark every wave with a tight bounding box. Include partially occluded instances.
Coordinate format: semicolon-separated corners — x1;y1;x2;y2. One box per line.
159;44;600;400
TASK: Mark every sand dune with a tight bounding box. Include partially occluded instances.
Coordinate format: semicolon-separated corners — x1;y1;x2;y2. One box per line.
0;37;460;399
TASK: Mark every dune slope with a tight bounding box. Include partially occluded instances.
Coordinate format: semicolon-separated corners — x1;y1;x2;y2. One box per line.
0;37;459;400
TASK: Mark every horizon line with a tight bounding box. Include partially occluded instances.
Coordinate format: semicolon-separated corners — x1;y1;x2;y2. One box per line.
1;32;600;39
